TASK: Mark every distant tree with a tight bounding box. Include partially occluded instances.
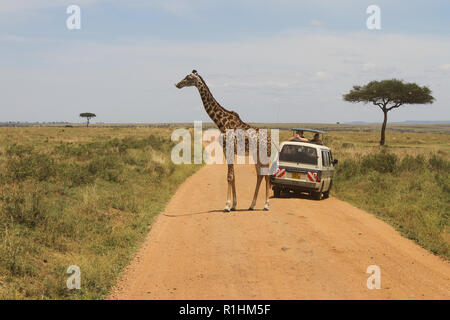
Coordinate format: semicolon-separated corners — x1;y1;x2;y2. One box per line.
343;79;434;145
79;113;96;127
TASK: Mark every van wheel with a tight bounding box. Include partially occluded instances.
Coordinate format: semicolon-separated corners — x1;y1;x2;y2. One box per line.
273;187;281;198
312;182;324;200
312;191;322;200
323;181;333;199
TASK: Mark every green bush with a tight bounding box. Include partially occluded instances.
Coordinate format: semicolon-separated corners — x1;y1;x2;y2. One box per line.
435;172;450;195
87;156;122;182
361;152;398;173
429;154;449;172
399;155;426;171
0;182;47;227
335;159;360;179
5;144;34;158
58;162;95;187
6;153;56;182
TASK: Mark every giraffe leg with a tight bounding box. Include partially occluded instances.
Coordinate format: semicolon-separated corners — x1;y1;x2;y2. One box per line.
249;170;263;211
231;177;237;211
224;164;234;212
263;174;270;211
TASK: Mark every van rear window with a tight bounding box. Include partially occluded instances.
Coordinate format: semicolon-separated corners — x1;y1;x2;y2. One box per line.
279;145;318;165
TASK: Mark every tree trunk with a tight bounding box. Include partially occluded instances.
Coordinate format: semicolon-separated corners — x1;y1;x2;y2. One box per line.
87;118;90;128
380;110;388;146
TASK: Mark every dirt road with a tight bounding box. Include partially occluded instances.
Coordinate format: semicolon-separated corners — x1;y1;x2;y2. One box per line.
109;164;450;299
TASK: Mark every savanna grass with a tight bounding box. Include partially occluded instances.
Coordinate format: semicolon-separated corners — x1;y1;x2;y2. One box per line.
0;127;201;299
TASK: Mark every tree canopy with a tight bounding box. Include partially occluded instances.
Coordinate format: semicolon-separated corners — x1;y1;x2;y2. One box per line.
79;113;96;127
343;79;434;145
79;113;96;119
343;79;434;110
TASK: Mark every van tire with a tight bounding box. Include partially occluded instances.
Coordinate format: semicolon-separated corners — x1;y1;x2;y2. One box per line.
273;187;281;198
323;180;332;199
312;191;322;200
312;182;324;200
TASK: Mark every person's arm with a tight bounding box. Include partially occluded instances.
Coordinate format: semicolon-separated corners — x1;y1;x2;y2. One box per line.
300;137;308;142
287;136;295;141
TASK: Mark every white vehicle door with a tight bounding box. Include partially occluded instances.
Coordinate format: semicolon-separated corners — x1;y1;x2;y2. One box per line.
321;150;331;190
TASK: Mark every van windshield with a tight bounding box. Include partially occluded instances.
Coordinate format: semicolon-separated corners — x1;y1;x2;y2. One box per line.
279;145;318;165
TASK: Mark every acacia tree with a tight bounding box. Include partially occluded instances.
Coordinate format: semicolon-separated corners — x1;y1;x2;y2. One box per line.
79;113;96;127
343;79;434;145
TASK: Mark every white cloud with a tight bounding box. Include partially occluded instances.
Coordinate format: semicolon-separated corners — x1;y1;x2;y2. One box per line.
310;20;326;27
1;31;449;123
362;63;376;71
315;71;332;80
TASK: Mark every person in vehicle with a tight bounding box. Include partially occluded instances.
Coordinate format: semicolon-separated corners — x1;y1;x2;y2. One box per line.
288;130;308;142
310;133;323;145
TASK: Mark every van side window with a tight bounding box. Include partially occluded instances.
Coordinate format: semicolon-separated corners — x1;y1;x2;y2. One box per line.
322;150;329;167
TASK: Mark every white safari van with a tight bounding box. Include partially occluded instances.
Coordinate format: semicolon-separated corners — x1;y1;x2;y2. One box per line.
271;129;338;200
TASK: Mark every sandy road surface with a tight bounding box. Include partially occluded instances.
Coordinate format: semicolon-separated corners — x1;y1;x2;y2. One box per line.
109;164;450;299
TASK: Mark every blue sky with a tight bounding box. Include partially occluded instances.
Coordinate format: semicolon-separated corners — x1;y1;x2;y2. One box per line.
1;0;449;123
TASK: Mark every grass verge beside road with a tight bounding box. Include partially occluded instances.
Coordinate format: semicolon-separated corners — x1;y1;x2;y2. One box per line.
0;127;201;299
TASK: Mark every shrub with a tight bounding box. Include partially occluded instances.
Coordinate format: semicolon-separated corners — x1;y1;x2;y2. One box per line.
335;159;360;179
5;144;34;158
434;172;450;195
361;152;398;173
6;152;56;182
429;154;449;172
58;162;95;187
0;182;47;227
399;155;426;172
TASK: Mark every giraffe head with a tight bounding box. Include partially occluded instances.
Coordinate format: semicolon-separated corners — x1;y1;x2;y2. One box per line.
175;70;200;89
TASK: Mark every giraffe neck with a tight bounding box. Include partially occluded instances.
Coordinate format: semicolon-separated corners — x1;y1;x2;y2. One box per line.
198;83;217;116
195;77;250;132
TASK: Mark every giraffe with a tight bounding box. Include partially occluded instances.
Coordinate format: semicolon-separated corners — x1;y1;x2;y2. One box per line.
175;70;272;212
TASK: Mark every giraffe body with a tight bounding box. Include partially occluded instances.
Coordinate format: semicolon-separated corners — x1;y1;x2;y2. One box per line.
176;70;272;211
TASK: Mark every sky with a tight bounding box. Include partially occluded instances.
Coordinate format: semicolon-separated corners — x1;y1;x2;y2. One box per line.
0;0;449;124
